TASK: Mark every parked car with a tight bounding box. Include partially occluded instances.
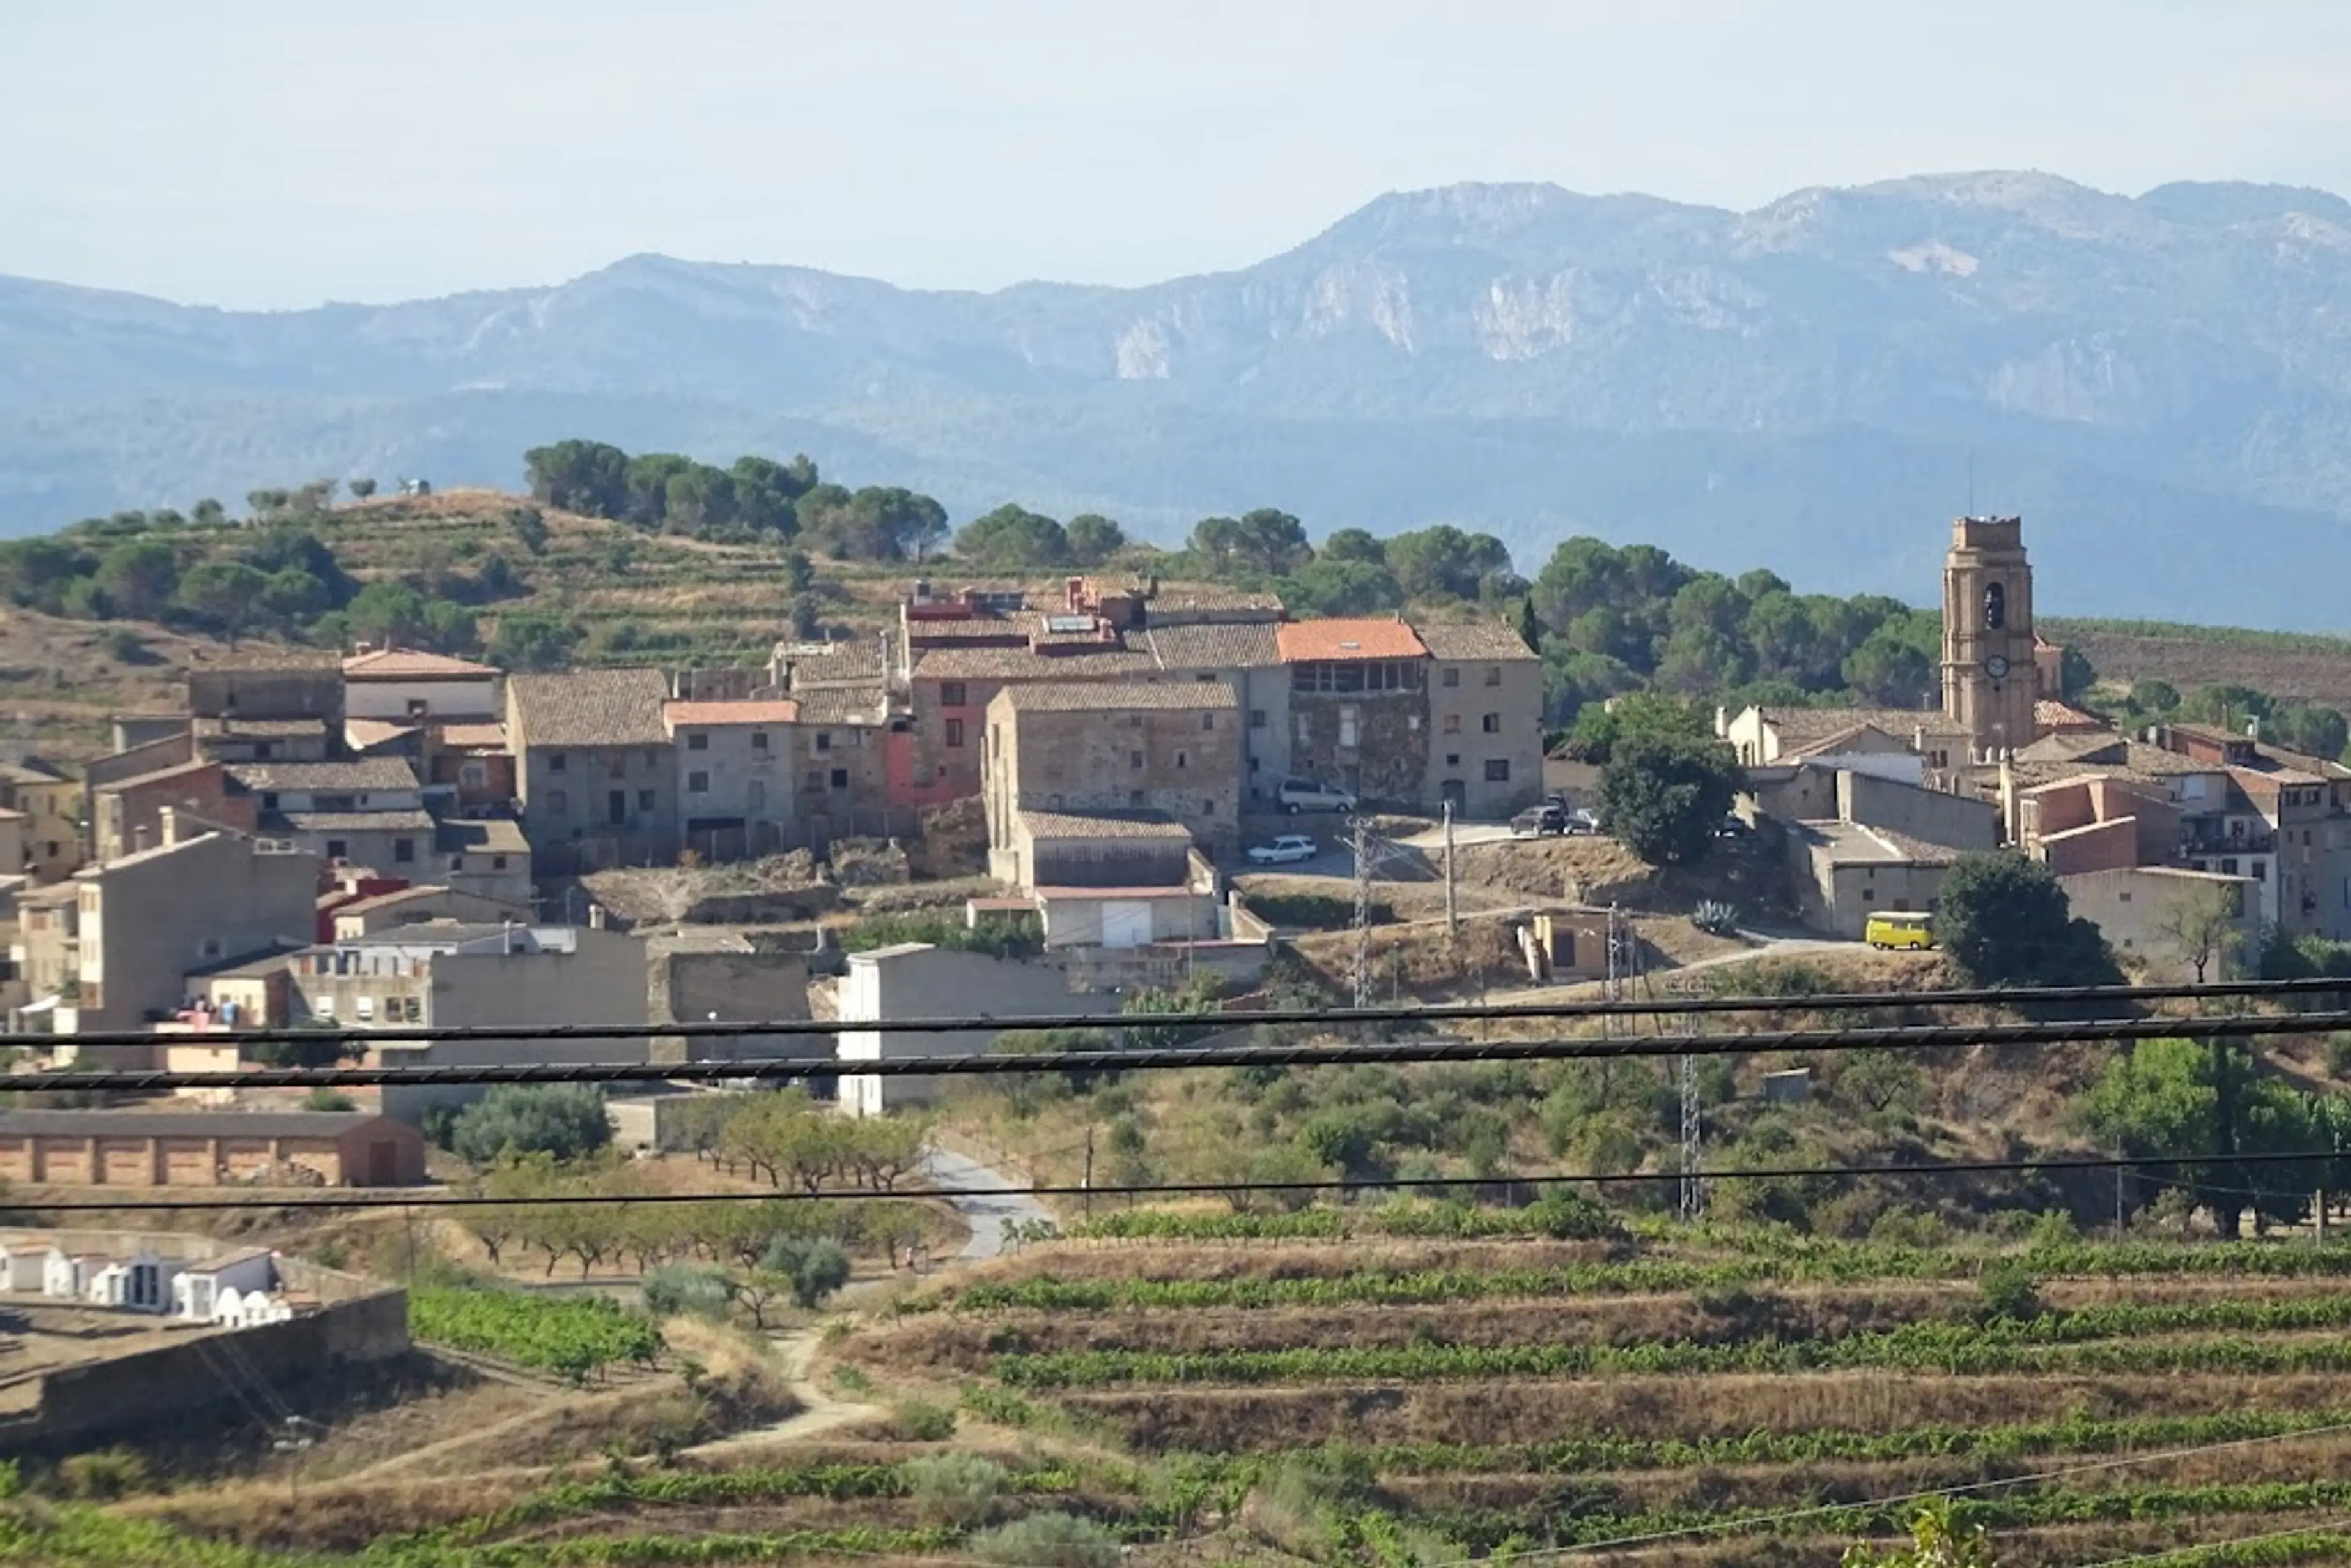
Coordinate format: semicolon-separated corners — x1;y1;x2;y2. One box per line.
1247;833;1319;865
1511;804;1568;837
1278;778;1358;814
1714;814;1754;839
1562;808;1600;836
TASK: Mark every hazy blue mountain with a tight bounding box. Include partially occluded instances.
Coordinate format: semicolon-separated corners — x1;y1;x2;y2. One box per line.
7;170;2351;626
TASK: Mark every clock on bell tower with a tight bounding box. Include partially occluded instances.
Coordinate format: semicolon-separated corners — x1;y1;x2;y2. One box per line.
1940;515;2036;760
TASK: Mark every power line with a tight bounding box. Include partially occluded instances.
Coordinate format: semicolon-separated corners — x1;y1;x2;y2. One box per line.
1;1147;2334;1213
21;1006;2351;1093
34;973;2351;1054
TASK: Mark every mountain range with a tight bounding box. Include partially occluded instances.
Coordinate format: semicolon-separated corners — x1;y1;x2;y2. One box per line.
7;170;2351;627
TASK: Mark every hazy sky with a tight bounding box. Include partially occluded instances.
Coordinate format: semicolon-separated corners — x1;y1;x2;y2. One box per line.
9;0;2351;309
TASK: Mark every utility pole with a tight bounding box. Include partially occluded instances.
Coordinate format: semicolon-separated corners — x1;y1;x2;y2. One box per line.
1670;976;1704;1222
1082;1123;1095;1218
1352;816;1376;1010
1442;801;1458;937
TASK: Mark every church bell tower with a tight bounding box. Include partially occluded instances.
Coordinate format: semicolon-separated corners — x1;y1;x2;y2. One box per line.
1941;515;2036;760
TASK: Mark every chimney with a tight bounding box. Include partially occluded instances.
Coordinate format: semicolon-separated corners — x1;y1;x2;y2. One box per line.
353;640;373;656
588;904;607;930
503;918;522;955
911;579;932;606
1066;576;1085;612
1714;705;1728;738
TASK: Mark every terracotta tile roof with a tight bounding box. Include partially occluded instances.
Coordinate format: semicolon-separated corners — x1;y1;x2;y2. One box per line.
511;669;670;748
1142;585;1287;619
1761;706;1953;741
433;721;508;751
1033;885;1205;900
910;645;1158;681
342;648;498;680
1414;621;1537;661
0;1110;378;1137
997;682;1237;713
2034;698;2109;733
343;718;421;752
792;689;891;726
664;700;800;727
436;817;529;855
779;639;887;687
194;716;330;738
1146;623;1283;670
93;758;218;793
1017;810;1193;840
1275;618;1428;662
228;757;421;793
184;647;341;672
268;808;438;833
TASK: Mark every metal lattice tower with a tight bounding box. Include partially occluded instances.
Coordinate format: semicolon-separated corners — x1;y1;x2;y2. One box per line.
1668;975;1705;1220
1679;1049;1705;1220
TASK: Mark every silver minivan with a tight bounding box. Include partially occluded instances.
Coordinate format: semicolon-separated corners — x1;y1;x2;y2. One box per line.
1278;778;1359;814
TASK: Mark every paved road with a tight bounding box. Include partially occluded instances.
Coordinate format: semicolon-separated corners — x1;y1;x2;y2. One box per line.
922;1146;1055;1262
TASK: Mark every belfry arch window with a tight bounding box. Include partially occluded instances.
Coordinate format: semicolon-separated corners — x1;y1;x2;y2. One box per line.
1983;582;2006;630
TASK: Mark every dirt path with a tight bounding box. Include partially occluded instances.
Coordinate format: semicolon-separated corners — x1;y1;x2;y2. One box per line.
681;1329;880;1457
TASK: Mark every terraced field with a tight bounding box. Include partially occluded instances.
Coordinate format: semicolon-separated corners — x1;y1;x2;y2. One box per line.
841;1224;2351;1566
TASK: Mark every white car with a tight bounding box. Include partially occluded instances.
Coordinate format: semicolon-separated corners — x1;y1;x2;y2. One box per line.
1248;834;1319;865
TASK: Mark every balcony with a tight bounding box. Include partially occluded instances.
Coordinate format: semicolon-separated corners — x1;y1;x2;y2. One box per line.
2179;827;2276;857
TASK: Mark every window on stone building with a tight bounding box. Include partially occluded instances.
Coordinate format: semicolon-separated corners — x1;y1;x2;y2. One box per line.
1340;706;1359;747
945;718;965;748
941;682;968;708
549;752;567;773
638;789;656;812
1443;714;1460;735
689;771;710;794
1442;667;1460;688
1984;582;2006;629
1483;713;1501;733
1485;666;1502;686
1484;759;1510;782
394;838;415;863
1130;751;1144;768
816;732;832;752
1249;709;1266;729
1202;713;1215;731
831;768;849;789
751;732;768;751
1176;752;1188;770
687;732;709;752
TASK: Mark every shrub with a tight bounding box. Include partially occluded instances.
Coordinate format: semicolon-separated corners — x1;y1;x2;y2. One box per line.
891;1397;958;1441
302;1087;357;1112
761;1235;853;1310
640;1264;733;1321
1978;1265;2044;1323
968;1512;1120;1568
1524;1187;1624;1240
56;1449;148;1499
901;1451;1005;1527
451;1084;610;1165
2329;1033;2351;1078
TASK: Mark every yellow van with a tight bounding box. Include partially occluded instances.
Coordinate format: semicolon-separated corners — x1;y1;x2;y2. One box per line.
1865;911;1935;951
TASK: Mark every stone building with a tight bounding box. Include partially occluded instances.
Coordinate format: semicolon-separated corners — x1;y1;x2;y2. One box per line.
983;681;1242;865
1275;618;1431;807
1416;620;1542;819
508;668;677;872
664;698;797;861
1941;515;2039;760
